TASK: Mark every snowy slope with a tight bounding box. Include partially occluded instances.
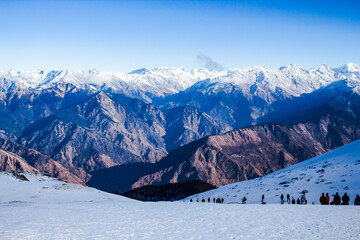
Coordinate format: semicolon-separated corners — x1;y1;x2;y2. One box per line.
1;171;360;239
186;139;360;205
0;171;131;204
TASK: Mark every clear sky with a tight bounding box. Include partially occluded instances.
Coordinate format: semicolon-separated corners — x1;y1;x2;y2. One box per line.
0;0;359;72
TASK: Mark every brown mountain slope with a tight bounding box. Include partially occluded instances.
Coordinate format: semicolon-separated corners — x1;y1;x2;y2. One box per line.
0;138;85;184
88;93;360;192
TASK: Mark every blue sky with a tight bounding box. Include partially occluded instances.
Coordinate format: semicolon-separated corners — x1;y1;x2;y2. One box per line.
0;0;359;72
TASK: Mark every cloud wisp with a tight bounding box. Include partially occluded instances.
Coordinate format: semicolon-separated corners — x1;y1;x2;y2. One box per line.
197;53;225;71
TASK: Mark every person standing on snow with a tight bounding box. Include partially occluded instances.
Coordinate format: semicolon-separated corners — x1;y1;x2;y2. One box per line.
341;193;350;205
333;192;341;205
325;193;330;205
320;193;326;205
287;194;290;204
280;194;284;204
300;193;307;204
354;194;360;205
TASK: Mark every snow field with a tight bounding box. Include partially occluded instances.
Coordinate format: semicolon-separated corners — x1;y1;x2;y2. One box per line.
0;201;359;240
0;171;359;239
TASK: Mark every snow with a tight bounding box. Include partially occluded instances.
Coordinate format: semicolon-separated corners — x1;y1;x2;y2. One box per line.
1;167;360;239
186;139;360;205
0;67;226;102
0;172;128;204
1;63;359;103
1;201;359;239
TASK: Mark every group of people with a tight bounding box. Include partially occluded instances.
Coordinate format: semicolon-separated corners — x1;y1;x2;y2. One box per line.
189;193;360;205
320;192;360;205
267;193;307;205
190;197;224;203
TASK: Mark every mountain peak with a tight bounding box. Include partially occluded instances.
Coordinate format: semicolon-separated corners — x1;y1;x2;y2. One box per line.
334;62;360;73
128;68;149;75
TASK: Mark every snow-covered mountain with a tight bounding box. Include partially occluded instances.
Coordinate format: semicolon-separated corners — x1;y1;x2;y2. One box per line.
1;63;359;104
1;63;360;191
186;139;360;205
156;63;360;128
0;67;225;102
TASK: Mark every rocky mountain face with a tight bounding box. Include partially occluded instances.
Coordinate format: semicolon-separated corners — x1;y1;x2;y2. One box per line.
0;84;225;183
1;63;360;189
0;138;84;184
87;91;360;192
164;105;230;151
155;65;360;129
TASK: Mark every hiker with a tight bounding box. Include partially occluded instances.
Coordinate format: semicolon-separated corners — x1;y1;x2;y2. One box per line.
197;198;199;202
325;193;330;205
208;197;210;203
341;193;350;205
320;193;326;205
280;194;284;204
354;194;360;205
296;198;300;204
291;198;295;204
261;194;264;203
333;192;341;205
287;194;290;204
201;199;205;203
190;199;193;202
213;198;215;203
221;198;224;204
242;197;247;204
300;193;307;204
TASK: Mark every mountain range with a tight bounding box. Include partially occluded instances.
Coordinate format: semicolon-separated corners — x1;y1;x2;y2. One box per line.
1;63;360;190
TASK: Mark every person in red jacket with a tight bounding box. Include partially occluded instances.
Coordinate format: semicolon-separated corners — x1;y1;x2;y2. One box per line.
325;193;330;205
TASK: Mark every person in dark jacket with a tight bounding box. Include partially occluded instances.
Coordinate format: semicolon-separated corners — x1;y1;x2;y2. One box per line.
341;193;350;205
208;197;210;203
354;194;360;205
325;193;330;205
296;198;300;204
280;194;284;204
261;194;265;203
320;193;326;205
291;198;295;204
287;194;290;204
333;192;341;205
